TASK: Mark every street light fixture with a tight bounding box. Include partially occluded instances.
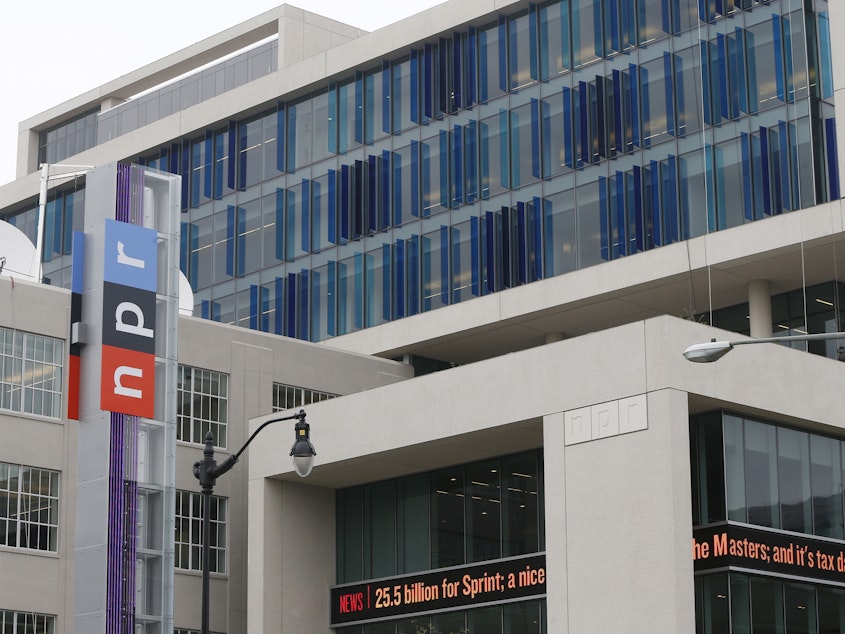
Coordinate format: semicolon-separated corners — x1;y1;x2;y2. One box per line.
192;409;315;634
683;332;845;363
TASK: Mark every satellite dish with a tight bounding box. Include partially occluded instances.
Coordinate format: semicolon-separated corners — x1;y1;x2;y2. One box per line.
178;271;195;316
0;220;39;282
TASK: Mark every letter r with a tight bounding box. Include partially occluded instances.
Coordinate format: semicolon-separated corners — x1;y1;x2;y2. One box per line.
117;240;146;269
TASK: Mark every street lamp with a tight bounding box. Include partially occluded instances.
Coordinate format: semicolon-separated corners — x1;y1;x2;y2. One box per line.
683;332;845;363
192;409;315;634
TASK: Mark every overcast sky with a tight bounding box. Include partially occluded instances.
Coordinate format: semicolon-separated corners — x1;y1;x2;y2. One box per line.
0;0;445;187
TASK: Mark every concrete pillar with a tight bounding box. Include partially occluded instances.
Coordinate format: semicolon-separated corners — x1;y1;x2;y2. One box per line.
748;279;772;338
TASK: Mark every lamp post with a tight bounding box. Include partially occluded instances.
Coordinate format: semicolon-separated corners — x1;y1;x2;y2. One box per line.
192;409;316;634
683;332;845;363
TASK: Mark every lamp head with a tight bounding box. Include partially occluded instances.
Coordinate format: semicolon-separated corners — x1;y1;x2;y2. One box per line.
682;339;733;363
290;413;316;478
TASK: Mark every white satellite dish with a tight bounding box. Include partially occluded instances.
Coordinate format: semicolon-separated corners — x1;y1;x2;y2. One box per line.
178;271;195;316
0;220;39;282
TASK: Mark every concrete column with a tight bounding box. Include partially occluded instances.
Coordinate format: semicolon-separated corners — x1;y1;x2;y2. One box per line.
748;279;772;338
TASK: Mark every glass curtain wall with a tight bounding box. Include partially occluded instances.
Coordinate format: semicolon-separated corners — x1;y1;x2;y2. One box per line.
336;450;544;584
8;0;838;344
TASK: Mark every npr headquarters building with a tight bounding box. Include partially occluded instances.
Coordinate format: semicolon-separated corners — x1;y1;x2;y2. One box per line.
2;0;845;632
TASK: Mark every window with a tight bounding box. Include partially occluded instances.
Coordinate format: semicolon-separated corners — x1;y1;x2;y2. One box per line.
0;328;64;418
0;463;60;552
272;383;337;412
0;610;55;634
177;365;228;448
337;450;543;584
174;490;227;573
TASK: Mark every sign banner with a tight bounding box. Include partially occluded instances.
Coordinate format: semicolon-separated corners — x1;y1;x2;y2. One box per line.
330;554;546;626
100;219;157;417
694;523;845;586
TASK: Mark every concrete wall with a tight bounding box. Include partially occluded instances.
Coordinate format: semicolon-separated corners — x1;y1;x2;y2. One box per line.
0;278;75;632
248;315;845;632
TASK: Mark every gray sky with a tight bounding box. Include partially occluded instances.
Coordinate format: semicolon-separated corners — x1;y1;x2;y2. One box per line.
0;0;445;187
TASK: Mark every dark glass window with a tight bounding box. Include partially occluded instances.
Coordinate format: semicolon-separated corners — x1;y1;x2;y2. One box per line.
336;450;544;584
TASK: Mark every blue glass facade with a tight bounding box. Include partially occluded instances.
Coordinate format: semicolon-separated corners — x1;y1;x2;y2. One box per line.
7;0;839;343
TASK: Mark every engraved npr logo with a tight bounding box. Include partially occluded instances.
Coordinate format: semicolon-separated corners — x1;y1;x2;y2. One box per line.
100;220;157;418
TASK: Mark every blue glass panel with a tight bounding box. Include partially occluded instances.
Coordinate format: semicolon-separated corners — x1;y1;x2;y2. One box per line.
327;261;336;337
529;8;539;81
453;125;464;206
613;69;623;154
440;225;449;301
740;132;752;221
734;28;748;115
664;52;676;136
276;103;287;172
328;84;338;154
226;205;235;276
759;127;771;216
599;176;610;260
302;179;311;253
714;37;726;121
392;151;403;226
819;13;834;99
286;273;297;337
424;44;434;120
563;87;574;168
466;120;478;203
516;202;527;284
341;164;350;240
700;42;712;126
411;140;420;217
354;253;364;331
777;121;791;212
395;240;406;318
649;160;662;245
355;72;364;144
772;15;785;102
273;278;284;335
501;206;512;288
249;285;259;330
201;300;209;320
745;28;759;114
453;32;464;109
471;216;480;296
662;155;678;244
484;211;496;294
632;166;644;251
353;160;364;237
826;118;840;201
540;99;551;179
298;270;309;341
438;38;449;114
408;234;420;316
500;110;511;189
328;170;338;244
382;61;391;134
610;173;624;258
411;50;420;124
595;75;607;158
530;196;543;282
783;15;794;103
467;26;477;105
382;244;392;322
380;151;391;230
705;145;717;232
498;16;508;93
439;130;450;209
367;155;377;232
578;82;589;164
237;205;246;275
627;64;642;147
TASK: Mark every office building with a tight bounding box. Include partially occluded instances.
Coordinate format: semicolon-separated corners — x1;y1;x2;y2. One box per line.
1;0;845;632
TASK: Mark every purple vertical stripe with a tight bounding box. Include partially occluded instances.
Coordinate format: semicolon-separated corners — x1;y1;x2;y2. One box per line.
108;166;143;632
